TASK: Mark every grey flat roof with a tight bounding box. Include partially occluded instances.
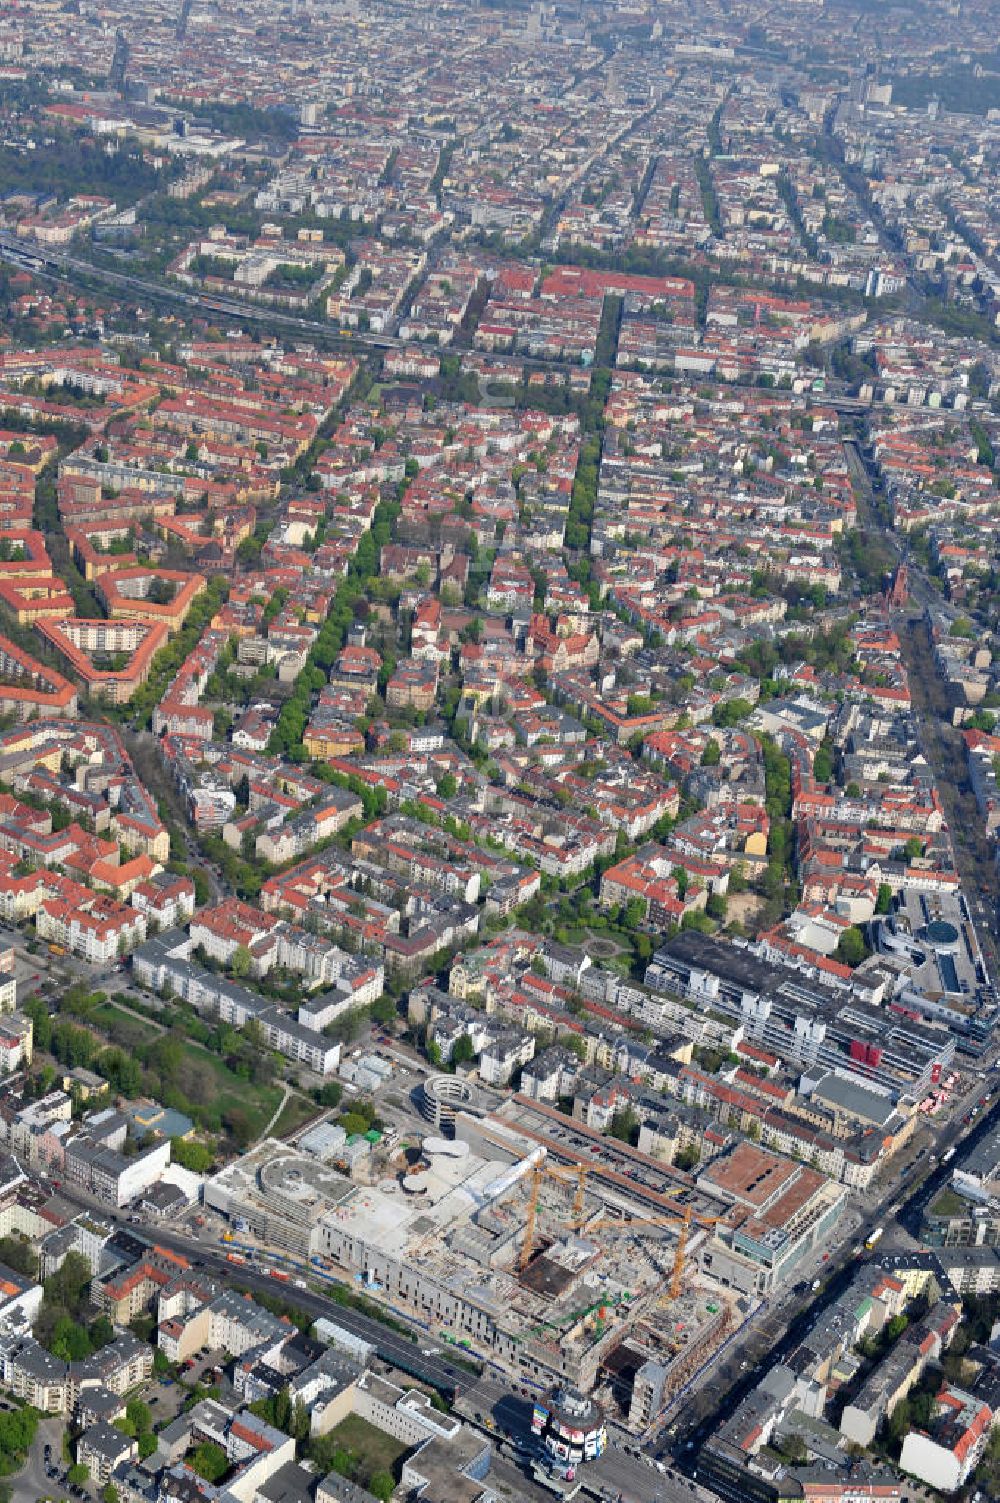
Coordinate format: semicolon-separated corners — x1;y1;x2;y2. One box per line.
811;1072;896;1125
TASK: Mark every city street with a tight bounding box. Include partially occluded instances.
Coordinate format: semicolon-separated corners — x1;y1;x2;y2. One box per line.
898;613;1000;983
587;1446;719;1503
662;1087;1000;1476
0;12;996;1503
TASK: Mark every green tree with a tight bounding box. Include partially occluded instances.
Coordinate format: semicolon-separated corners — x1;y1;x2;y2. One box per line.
0;1236;36;1278
834;926;868;968
609;1107;639;1146
712;697;753;728
67;1465;90;1485
230;944;253;979
223;1106;254;1148
290;1399;310;1444
50;1313;92;1361
779;1434;807;1463
273;1388;292;1434
170;1138;214;1174
189;1442;228;1483
887;1397;911;1444
371;995;396;1027
43;1249;92;1315
706;892;727;922
451;1034;477;1066
812;741;834;783
89;1314;114;1349
875;883;893;915
623;896;647;930
370;1473;395;1503
0;1405;37;1467
126;1399;151;1434
885;1314;908;1342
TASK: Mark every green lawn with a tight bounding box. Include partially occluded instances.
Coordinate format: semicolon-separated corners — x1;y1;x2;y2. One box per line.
322;1413;410;1483
271;1093;318;1140
90;1002;162;1047
561;926;591;947
930;1188;967;1219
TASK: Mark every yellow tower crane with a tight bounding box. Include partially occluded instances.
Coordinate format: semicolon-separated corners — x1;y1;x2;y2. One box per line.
579;1204;722;1302
520;1164;545;1273
519;1161;593;1272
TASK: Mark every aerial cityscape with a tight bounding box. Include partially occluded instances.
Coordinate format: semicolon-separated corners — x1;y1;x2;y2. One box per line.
0;2;996;1502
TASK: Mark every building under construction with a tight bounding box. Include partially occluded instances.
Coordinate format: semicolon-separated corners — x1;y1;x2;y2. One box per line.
609;1286;740;1433
498;1157;741;1416
203;1106;747;1426
451;1108;740;1406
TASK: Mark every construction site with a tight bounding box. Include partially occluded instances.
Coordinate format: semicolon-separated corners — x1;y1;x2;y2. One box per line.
202;1098;748;1432
484;1124;744;1427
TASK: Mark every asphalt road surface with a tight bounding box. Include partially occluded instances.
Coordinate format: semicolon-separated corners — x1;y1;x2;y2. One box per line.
11;1416;68;1503
57;1185;476;1399
666;1088;1000;1475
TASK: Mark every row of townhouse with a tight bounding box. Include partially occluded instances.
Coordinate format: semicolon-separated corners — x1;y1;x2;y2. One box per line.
470;786;617;877
0;863;148;961
93;1246;193;1325
423;992;537;1087
190;897;384;1002
60;1105;171;1207
260;843;483;981
151;628;230;741
0;719;169;861
0;1329;152;1415
699;1254;949;1501
351;815;484;903
133;931;341;1076
37;617;170;708
0;633;78;720
37;890;147;963
841;1300;961;1447
253;785;362;864
156;1278;288;1363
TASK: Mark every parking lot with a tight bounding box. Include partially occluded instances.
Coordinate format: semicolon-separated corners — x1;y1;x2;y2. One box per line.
175;1346;229;1392
12;1416;76;1503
